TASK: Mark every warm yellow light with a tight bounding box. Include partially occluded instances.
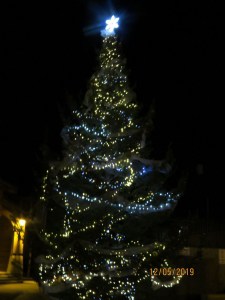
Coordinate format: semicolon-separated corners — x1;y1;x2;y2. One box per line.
19;219;26;227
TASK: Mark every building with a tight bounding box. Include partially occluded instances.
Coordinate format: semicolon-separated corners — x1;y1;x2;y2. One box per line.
0;179;26;282
177;218;225;299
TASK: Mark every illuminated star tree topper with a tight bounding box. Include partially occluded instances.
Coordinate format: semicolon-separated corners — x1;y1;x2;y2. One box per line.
101;15;119;37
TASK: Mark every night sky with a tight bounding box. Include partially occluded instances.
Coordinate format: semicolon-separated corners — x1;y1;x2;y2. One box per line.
1;2;223;217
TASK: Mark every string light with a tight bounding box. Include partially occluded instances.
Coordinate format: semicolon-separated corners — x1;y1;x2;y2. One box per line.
38;19;181;299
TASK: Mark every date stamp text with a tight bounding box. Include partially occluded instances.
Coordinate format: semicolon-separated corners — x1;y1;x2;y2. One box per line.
150;267;195;276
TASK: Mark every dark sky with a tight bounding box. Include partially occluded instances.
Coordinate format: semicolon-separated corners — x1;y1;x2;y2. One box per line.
1;2;223;217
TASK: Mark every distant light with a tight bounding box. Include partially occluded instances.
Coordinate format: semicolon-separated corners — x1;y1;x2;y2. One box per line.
19;219;26;227
101;15;119;37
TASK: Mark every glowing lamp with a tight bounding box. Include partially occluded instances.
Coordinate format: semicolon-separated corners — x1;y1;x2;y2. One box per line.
19;219;26;227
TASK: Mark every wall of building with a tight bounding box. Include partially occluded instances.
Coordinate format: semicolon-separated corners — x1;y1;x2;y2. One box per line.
177;247;225;295
0;208;25;278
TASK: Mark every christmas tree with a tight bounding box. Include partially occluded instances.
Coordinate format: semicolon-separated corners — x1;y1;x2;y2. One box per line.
38;16;182;299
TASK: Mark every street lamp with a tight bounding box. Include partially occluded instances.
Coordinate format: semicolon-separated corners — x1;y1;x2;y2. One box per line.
18;219;26;227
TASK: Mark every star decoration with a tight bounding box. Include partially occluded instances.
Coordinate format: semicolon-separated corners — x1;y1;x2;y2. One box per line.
105;15;119;35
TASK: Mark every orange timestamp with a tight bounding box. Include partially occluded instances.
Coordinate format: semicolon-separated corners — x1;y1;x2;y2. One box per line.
150;267;195;276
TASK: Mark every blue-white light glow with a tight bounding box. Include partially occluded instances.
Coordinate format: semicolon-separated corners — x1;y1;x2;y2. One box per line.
102;15;119;36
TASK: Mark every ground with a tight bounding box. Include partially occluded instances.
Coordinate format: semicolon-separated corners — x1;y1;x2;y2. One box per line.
0;280;49;300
